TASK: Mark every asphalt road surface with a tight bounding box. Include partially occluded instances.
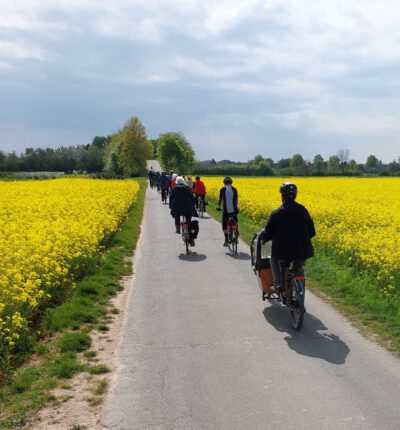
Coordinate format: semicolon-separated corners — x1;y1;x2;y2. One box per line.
101;187;400;430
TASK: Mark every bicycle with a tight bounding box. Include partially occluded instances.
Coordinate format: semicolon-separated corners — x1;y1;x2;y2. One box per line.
263;262;305;330
161;187;169;204
226;214;239;255
197;195;205;218
180;216;191;255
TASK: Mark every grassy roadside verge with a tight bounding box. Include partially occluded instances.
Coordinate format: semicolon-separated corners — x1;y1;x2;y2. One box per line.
0;178;147;429
206;198;400;357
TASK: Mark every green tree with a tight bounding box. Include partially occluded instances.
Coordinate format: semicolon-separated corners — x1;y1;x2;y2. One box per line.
328;155;340;175
312;154;325;175
91;136;109;149
0;151;5;171
157;132;195;173
104;117;152;176
388;158;400;175
347;159;360;175
365;154;379;174
290;153;306;175
4;152;22;171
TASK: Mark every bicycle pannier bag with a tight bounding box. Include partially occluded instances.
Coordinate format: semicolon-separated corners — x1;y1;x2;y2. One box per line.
189;220;199;239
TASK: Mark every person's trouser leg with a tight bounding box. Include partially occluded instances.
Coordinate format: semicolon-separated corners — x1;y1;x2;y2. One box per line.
222;212;229;243
270;257;282;289
175;216;180;233
291;260;305;276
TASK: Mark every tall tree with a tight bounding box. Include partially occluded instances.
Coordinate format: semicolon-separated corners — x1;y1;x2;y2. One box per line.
337;149;350;173
104;117;152;176
347;159;360;175
157;132;195;173
365;154;379;173
290;153;306;175
328;155;340;175
312;154;325;175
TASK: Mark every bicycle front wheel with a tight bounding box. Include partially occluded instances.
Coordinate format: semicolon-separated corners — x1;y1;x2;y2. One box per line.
289;279;305;330
185;239;190;255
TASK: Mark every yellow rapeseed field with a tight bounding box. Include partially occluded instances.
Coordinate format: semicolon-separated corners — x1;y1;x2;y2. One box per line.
205;177;400;295
0;178;139;351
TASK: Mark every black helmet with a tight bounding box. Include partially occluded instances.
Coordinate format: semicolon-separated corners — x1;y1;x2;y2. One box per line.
280;182;297;199
223;176;233;185
195;176;200;180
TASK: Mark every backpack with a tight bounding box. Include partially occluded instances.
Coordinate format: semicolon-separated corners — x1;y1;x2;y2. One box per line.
189;220;199;239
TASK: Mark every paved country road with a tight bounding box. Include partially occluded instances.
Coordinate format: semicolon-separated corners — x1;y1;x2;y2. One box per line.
101;187;400;430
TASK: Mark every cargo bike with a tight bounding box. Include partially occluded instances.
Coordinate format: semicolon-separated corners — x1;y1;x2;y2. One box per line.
251;230;306;330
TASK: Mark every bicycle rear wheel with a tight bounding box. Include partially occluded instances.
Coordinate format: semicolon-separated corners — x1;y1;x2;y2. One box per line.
288;278;305;330
185;238;190;255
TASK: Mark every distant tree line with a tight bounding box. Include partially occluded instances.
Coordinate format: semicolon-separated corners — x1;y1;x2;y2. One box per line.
0;136;108;173
2;126;400;178
193;150;400;177
0;116;196;178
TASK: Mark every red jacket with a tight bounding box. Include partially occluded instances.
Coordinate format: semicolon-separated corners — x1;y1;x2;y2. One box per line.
194;180;206;195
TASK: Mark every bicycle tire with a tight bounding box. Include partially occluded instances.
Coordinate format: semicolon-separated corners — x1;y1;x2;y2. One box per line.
232;240;238;255
185;239;190;255
199;200;204;217
289;278;304;330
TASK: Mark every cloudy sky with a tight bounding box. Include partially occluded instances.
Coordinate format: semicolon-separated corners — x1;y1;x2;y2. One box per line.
1;0;399;162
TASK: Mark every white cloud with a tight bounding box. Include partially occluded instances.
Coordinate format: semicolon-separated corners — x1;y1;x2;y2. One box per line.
270;109;400;136
0;41;47;61
1;0;400;160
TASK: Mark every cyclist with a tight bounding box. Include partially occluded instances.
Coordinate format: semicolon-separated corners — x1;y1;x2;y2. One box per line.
171;173;178;188
186;175;194;191
217;176;239;246
169;176;198;245
193;176;206;209
159;171;170;202
147;167;155;188
260;182;315;293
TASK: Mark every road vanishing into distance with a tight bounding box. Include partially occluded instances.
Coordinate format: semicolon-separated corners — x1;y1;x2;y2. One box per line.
101;186;400;430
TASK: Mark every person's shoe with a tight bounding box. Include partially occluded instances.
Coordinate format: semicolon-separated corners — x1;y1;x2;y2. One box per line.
271;285;282;293
190;239;195;247
223;241;229;247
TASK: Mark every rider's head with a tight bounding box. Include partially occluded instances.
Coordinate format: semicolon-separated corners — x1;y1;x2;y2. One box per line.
195;176;200;181
176;176;185;185
280;182;297;201
223;176;233;186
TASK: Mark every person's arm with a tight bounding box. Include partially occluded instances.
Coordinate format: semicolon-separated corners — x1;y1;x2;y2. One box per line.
169;189;175;208
305;210;316;238
189;187;196;204
218;188;223;207
260;213;275;243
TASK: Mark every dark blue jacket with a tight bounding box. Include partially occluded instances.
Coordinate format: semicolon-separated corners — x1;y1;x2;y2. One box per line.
159;174;170;187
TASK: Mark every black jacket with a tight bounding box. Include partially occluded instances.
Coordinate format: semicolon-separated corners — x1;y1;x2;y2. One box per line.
218;186;239;214
261;199;316;260
170;185;198;218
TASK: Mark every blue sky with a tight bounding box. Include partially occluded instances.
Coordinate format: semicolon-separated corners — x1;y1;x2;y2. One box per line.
1;0;399;162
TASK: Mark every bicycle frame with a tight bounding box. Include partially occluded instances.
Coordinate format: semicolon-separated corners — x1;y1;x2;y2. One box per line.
226;215;239;255
180;216;191;255
261;262;305;330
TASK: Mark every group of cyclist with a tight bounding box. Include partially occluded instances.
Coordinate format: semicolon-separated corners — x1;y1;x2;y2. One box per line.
148;169;316;293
